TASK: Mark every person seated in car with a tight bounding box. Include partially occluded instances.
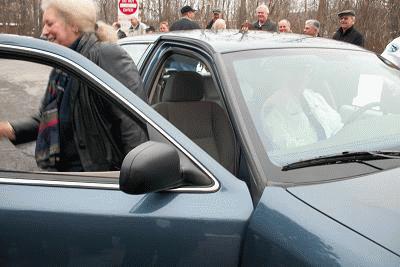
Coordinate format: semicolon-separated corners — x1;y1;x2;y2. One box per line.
262;66;343;150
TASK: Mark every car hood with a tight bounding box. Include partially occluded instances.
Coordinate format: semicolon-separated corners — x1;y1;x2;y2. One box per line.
288;167;400;255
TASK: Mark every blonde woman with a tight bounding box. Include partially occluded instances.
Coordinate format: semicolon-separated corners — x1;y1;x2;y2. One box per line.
211;18;226;31
278;19;292;33
0;0;147;171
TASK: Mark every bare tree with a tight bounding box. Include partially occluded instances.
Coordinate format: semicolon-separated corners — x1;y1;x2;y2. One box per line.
317;0;328;35
97;0;117;23
387;0;400;40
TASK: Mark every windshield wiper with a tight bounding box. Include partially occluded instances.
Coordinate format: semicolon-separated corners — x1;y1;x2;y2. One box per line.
282;151;400;171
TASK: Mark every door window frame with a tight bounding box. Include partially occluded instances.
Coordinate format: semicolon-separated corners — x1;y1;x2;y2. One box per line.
0;43;220;193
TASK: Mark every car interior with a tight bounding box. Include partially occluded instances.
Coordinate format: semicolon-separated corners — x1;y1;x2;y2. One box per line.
147;53;239;176
152;71;236;173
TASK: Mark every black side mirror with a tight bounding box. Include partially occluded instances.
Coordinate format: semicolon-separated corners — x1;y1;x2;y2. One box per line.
119;141;184;194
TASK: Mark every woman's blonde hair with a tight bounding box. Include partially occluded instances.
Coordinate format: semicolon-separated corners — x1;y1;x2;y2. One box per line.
41;0;117;43
211;19;226;31
95;21;118;43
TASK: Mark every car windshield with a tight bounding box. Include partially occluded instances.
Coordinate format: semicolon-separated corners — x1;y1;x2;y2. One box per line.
223;48;400;170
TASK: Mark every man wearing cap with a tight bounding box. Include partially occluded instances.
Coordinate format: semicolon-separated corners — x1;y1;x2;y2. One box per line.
332;10;364;47
303;19;320;37
206;8;222;29
252;4;277;32
170;5;201;31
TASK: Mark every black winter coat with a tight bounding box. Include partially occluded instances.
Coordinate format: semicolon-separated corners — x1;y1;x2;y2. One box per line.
332;26;364;47
170;18;201;31
252;19;277;32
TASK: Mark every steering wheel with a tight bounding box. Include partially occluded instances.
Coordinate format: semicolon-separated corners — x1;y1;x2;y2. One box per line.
344;102;381;124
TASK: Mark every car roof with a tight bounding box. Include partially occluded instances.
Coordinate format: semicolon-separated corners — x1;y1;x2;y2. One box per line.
117;33;162;45
119;30;367;54
0;31;366;59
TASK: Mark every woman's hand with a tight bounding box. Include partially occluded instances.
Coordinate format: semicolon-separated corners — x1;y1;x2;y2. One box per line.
0;122;15;141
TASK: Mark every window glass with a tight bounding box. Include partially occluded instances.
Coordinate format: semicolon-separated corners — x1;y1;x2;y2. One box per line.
224;49;400;169
0;55;214;189
353;74;383;107
0;59;50;171
0;58;147;181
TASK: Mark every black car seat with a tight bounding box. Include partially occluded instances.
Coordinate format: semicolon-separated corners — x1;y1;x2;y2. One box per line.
153;71;237;173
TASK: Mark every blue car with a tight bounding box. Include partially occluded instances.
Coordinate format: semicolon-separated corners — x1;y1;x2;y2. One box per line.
0;31;400;266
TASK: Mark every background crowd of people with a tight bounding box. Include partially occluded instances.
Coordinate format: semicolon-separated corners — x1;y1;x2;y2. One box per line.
114;3;365;48
3;0;398;54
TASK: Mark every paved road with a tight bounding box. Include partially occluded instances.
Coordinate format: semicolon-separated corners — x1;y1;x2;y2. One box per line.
0;59;52;171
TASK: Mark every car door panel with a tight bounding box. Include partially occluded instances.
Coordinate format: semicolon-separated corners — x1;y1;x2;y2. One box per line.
0;35;254;266
0;177;252;266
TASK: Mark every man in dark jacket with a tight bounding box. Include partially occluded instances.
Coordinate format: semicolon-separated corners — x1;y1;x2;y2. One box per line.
332;10;364;47
252;4;277;32
170;5;201;31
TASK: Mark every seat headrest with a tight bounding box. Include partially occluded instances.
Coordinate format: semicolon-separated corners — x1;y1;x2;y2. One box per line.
162;71;204;102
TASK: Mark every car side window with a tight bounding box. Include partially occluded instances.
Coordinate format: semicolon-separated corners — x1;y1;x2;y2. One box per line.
0;58;147;181
148;53;238;174
0;59;49;171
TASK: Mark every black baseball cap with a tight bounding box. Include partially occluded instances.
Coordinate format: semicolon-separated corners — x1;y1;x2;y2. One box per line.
338;9;356;17
181;5;196;14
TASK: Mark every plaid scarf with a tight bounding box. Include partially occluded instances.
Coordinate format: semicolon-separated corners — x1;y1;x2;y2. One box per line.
35;69;69;169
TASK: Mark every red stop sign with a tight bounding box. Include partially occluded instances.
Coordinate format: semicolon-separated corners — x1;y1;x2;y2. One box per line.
118;0;138;16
